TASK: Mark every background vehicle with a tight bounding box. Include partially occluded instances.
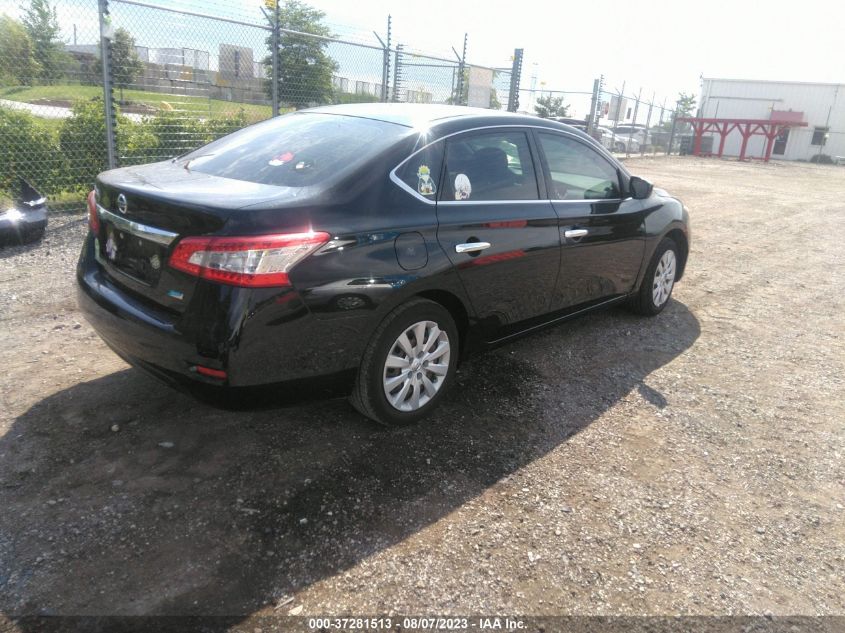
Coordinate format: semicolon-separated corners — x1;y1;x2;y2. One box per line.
0;179;48;245
613;124;651;148
596;126;641;153
77;104;690;425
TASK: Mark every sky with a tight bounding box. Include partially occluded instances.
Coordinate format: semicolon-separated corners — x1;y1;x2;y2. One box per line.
3;0;843;114
312;0;845;102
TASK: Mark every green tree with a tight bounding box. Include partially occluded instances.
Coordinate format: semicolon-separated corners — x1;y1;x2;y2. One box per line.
534;94;569;119
263;0;338;108
676;92;696;118
489;88;501;110
0;15;40;86
20;0;72;84
58;99;123;189
446;68;468;106
661;92;696;132
0;106;62;194
94;27;144;103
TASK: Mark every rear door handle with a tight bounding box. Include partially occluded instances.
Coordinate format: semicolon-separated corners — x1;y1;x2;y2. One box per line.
455;242;492;253
564;229;588;239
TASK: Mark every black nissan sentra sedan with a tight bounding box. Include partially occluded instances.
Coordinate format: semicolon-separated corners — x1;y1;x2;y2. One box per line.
77;104;690;425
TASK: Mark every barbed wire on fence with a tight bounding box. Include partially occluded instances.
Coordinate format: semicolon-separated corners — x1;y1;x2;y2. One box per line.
0;0;525;211
0;0;691;214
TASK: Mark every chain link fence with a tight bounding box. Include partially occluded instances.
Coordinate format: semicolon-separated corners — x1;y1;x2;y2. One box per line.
0;0;518;212
519;79;688;158
594;82;685;157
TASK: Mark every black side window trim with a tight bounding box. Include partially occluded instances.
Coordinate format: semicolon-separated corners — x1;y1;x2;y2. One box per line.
531;129;628;201
437;127;543;203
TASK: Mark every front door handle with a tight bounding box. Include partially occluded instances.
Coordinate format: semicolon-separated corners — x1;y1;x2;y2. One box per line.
455;241;492;254
564;228;589;239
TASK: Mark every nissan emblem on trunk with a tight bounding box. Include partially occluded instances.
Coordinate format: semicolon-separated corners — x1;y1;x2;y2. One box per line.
117;193;127;214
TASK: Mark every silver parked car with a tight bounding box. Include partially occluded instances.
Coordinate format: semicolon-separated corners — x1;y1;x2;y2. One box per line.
596;126;640;153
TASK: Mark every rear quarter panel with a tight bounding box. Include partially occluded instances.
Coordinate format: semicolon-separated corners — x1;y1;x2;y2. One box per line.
235;147;473;381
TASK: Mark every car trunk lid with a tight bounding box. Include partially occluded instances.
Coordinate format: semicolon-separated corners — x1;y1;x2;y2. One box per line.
94;161;307;312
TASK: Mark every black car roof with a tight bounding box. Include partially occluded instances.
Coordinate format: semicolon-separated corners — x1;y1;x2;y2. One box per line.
305;103;600;147
307;103;522;127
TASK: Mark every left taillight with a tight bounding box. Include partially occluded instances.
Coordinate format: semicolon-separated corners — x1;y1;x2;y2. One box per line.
87;190;100;235
168;232;330;288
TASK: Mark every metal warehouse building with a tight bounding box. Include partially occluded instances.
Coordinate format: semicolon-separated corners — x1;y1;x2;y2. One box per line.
699;78;844;161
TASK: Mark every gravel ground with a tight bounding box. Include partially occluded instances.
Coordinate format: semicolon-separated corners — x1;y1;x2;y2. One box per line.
0;157;843;621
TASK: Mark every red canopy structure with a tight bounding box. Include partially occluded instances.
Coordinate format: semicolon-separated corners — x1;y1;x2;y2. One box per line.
677;117;808;162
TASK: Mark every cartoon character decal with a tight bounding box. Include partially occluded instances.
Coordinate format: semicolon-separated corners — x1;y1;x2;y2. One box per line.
454;173;472;200
105;229;118;261
417;165;436;196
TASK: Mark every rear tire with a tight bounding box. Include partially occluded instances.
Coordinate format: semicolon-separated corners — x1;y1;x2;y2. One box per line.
350;298;458;426
627;237;678;316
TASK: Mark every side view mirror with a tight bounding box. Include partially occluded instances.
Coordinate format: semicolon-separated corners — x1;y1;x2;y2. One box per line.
629;176;653;200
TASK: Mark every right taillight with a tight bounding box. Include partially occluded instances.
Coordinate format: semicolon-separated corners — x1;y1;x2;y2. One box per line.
168;232;330;288
87;190;100;235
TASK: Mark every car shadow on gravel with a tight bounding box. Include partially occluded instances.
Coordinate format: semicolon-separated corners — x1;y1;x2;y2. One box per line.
1;301;699;623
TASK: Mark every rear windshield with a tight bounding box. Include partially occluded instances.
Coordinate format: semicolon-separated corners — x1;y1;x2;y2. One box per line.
181;112;405;187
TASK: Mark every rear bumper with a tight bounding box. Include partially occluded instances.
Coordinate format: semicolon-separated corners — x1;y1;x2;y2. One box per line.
77;256;217;385
76;234;367;387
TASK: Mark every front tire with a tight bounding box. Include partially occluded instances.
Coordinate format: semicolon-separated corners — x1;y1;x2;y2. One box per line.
628;237;678;316
350;298;458;426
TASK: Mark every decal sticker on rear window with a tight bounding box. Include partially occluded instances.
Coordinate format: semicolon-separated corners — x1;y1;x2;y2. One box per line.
417;165;436;196
268;151;295;166
454;173;472;200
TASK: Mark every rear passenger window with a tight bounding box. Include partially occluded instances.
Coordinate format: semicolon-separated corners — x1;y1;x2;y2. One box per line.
441;131;538;202
395;141;444;200
537;133;621;201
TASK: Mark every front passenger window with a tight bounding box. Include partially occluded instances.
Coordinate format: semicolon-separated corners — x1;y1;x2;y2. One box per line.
441;131;538;202
538;133;621;201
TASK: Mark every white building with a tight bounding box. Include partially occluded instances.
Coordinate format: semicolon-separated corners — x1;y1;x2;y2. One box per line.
699;78;844;161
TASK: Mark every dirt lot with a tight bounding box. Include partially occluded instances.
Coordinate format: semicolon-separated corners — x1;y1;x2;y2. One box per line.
1;157;843;623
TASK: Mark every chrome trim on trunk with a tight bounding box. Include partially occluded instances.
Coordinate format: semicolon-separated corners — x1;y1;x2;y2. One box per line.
98;205;179;246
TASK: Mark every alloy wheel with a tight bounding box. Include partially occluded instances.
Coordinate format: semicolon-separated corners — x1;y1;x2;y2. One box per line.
652;249;677;307
382;320;451;412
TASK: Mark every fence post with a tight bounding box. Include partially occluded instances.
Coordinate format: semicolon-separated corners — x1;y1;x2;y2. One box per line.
391;44;403;102
373;15;390;102
455;33;467;106
668;104;679;155
642;91;654;156
380;15;391;102
506;48;523;112
271;0;280;116
98;0;117;169
587;75;602;135
626;88;641;157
